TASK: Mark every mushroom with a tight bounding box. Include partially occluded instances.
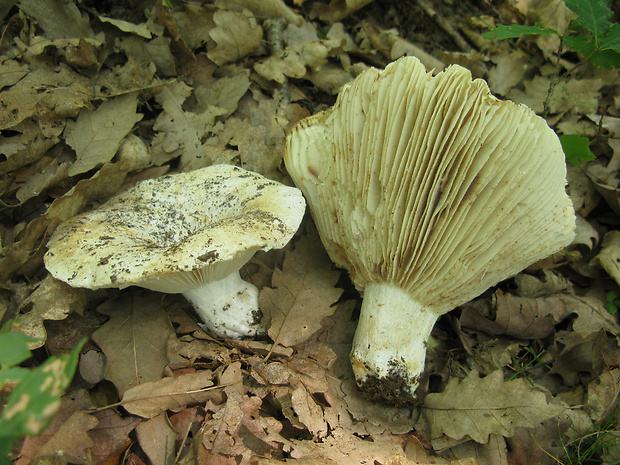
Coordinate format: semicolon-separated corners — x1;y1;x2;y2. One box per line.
284;56;575;404
44;164;306;339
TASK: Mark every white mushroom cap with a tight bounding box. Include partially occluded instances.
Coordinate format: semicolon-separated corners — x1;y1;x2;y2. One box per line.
284;56;575;404
44;164;306;338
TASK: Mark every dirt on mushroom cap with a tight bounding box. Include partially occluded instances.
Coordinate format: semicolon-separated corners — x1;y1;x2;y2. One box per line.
44;164;306;293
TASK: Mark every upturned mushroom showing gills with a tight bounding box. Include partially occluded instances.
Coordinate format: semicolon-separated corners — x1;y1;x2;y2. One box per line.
284;56;576;404
44;165;305;339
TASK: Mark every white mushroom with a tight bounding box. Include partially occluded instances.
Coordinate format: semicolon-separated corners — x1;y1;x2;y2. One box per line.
44;165;306;339
284;56;575;404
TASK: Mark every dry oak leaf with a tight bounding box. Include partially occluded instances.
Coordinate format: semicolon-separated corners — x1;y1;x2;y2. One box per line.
92;291;174;395
15;275;87;349
150;80;226;168
260;227;343;347
459;289;568;339
121;369;215;418
65;92;143;176
0;63;92;131
207;10;263;66
202;385;286;460
421;370;566;444
254;41;336;84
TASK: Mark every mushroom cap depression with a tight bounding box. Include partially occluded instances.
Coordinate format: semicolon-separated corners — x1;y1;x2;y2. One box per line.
45;165;305;294
284;56;575;402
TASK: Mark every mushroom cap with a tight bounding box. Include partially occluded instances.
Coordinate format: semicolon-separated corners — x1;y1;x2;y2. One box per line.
44;165;306;294
284;56;575;314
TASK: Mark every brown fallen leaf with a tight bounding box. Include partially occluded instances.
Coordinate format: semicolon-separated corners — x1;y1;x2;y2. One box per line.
459;289;568;339
0;63;92;131
207;10;263;66
135;414;177;465
92;291;174;395
421;370;566;444
202;386;286;461
149;80;226;169
14;275;87;349
90;409;141;465
260;225;343;348
121;369;216;418
65;92;144;176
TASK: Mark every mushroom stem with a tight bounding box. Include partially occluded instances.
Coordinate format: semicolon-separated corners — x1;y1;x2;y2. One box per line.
350;282;440;404
182;272;263;339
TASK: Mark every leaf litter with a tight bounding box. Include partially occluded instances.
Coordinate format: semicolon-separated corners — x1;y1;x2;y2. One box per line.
1;0;619;464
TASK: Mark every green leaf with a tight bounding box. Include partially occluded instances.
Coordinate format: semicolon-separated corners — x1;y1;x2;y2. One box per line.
483;23;558;40
589;49;620;69
564;0;613;37
560;134;596;165
0;339;84;438
564;34;596;56
0;366;30;387
0;332;34;368
600;23;620;53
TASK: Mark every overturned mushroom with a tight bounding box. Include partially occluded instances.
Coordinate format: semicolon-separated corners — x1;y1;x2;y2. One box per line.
44;165;305;339
284;56;575;404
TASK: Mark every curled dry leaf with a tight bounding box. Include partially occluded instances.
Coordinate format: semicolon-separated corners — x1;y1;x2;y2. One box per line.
202;385;286;460
122;370;216;419
15;276;87;349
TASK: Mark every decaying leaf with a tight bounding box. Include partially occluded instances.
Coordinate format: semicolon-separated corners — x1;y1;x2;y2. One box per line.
202;385;286;460
65;92;144;176
90;409;141;464
121;370;216;418
150;80;226;168
594;230;620;286
92;291;174;395
421;370;566;443
260;227;343;347
254;40;337;84
135;414;177;465
0;64;93;131
459;289;568;339
14;275;87;349
207;10;263;66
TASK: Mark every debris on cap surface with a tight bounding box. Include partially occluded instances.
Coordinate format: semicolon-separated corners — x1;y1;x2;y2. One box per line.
45;164;306;338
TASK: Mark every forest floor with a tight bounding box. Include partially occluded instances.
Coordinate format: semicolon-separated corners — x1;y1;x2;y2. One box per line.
1;0;620;464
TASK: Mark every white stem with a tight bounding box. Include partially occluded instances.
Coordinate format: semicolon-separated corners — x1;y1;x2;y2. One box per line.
350;282;440;403
182;272;263;339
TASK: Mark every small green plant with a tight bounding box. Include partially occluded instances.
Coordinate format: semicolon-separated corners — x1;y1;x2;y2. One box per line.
605;291;620;315
0;320;84;464
483;0;619;166
508;346;550;386
560;406;620;464
484;0;620;71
